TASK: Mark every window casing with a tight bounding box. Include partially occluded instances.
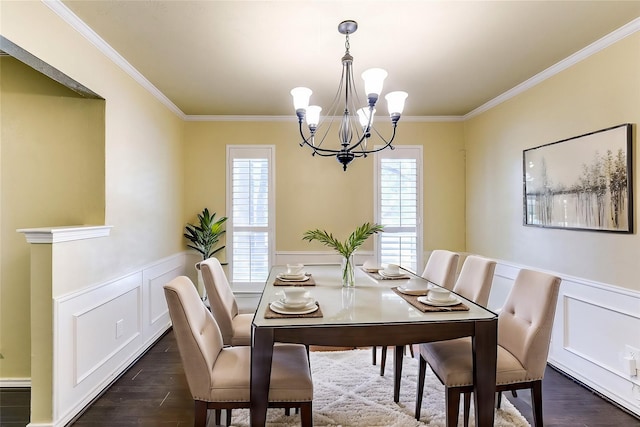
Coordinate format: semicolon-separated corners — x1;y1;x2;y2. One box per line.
226;146;275;288
374;146;423;273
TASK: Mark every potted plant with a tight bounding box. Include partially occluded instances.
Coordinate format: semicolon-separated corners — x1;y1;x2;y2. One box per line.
184;208;228;297
303;222;383;287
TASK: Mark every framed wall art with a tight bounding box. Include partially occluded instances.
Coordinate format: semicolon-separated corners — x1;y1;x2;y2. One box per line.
523;123;633;233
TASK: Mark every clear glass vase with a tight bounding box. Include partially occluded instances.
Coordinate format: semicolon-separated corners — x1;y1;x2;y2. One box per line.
341;254;355;287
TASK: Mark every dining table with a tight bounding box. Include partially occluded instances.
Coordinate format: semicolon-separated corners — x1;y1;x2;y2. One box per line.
250;264;498;427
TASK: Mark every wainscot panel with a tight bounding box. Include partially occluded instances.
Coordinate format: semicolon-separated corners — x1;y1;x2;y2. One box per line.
52;253;186;426
492;260;640;418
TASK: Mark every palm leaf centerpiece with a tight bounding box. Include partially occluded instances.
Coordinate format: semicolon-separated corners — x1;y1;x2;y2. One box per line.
303;222;384;286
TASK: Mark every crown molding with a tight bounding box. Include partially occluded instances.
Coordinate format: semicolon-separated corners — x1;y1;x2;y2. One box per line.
45;0;639;123
466;16;640;120
184;114;465;122
43;0;186;119
17;225;113;244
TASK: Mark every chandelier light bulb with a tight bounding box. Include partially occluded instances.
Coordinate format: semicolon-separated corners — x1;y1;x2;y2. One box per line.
305;105;322;128
357;107;376;130
361;68;388;104
291;87;312;111
385;91;408;116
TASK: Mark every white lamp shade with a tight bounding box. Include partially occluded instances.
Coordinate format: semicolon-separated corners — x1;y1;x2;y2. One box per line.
361;68;388;96
291;87;312;110
357;107;376;128
385;91;408;115
305;105;322;127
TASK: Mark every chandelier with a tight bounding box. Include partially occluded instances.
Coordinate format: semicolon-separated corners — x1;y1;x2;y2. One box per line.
291;20;408;171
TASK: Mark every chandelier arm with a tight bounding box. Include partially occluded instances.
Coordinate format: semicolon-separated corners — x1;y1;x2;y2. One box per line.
297;120;348;155
364;125;399;154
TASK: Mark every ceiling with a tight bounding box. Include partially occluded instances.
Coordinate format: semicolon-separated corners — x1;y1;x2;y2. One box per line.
61;1;640;118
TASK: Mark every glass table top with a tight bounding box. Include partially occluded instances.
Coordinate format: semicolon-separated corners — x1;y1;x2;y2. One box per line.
253;264;497;328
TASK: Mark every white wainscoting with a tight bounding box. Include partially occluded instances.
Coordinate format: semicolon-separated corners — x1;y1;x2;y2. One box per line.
52;253;187;426
491;261;640;418
50;250;639;424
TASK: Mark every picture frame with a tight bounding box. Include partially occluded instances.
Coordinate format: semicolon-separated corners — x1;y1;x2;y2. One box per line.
523;123;633;233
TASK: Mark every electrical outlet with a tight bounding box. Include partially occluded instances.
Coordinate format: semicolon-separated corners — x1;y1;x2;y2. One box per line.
625;345;640;376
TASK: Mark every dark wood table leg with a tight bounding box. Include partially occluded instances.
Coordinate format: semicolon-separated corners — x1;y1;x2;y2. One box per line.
472;319;498;427
250;326;274;427
393;345;404;402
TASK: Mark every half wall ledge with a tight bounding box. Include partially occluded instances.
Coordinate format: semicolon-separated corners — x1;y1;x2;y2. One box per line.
17;225;113;244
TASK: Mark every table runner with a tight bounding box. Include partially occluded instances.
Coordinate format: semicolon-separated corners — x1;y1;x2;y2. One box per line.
392;287;469;312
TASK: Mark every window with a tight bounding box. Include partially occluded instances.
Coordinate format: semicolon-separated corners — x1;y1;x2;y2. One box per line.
226;146;275;287
374;146;423;273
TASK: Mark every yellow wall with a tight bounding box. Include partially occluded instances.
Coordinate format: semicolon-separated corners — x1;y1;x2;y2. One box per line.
465;32;640;291
0;0;185;403
183;120;466;257
0;56;105;379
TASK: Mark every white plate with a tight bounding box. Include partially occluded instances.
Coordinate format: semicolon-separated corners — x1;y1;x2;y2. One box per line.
397;286;429;296
277;273;310;282
379;270;409;279
275;297;314;309
269;301;319;315
417;295;461;307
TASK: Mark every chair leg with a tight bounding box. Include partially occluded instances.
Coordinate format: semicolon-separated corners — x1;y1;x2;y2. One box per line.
415;355;427;420
194;401;208;427
445;387;461;427
511;389;518;398
226;409;232;426
496;391;502;408
531;381;544;427
285;408;290;416
300;402;313;427
380;346;387;376
463;392;471;427
372;346;377;365
409;344;414;358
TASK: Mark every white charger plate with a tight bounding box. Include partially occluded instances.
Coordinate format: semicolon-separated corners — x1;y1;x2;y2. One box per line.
417;295;461;307
397;285;429;296
276;296;314;309
270;300;318;315
277;273;310;282
379;270;409;279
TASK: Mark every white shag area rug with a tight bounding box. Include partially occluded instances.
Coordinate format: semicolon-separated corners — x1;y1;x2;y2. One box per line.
230;349;530;427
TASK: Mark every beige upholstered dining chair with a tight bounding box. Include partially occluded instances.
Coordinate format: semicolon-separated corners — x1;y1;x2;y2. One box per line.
164;276;314;427
415;268;561;427
391;254;497;393
199;257;252;346
452;255;496;307
375;250;461;375
421;249;460;290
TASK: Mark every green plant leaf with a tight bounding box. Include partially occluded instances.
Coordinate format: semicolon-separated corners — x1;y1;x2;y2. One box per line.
303;222;384;258
184;208;228;260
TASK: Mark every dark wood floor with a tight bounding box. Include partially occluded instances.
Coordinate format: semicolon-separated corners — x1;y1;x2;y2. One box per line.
2;330;639;426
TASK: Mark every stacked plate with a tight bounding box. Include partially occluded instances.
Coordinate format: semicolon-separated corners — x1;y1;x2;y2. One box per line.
417;294;461;307
379;270;409;279
276;272;310;282
397;285;430;296
270;297;318;314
